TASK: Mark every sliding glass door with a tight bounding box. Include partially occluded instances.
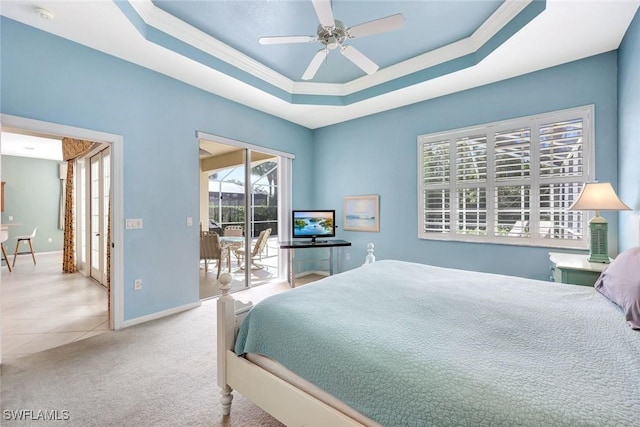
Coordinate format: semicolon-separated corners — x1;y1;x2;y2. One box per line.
198;134;292;297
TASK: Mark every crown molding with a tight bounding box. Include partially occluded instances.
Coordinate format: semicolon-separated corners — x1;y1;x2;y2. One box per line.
125;0;535;100
129;0;296;93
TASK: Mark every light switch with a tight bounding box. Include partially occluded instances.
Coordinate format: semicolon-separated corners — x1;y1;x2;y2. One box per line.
126;218;143;229
186;217;193;227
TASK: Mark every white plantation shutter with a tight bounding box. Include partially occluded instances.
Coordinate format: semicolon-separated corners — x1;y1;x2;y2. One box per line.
418;106;593;248
455;135;487;235
421;139;450;184
456;135;487;182
495;127;531;181
539;119;583;178
420;138;451;233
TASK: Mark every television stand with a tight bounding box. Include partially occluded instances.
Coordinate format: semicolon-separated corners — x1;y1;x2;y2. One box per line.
279;239;352;287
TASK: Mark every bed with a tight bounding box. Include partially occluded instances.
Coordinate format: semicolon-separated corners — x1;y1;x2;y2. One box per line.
217;251;640;426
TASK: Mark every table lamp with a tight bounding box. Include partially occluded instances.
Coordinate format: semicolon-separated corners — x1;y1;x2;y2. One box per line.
568;182;630;263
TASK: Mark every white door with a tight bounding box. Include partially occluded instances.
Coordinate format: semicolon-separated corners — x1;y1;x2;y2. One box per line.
89;148;110;285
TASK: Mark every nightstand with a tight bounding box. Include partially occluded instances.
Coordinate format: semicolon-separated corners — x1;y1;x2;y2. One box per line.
548;252;610;286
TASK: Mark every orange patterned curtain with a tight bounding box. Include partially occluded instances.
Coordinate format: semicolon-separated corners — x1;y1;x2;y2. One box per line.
61;138;97;273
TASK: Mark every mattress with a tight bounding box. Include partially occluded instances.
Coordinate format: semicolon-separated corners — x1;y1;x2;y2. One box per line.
234;260;640;426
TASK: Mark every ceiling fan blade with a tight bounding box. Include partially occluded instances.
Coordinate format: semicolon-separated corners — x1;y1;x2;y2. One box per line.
259;35;317;45
340;45;379;75
347;13;405;39
302;48;328;80
311;0;335;28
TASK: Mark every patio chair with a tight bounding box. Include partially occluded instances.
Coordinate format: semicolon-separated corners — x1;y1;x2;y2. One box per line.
235;228;271;270
223;225;243;237
200;231;230;278
507;221;528;237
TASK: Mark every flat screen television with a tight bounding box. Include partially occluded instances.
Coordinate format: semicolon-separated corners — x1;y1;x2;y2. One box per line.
292;210;335;243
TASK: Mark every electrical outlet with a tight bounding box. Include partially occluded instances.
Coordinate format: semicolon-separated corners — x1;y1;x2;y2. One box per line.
47;238;52;243
134;279;142;290
345;252;350;260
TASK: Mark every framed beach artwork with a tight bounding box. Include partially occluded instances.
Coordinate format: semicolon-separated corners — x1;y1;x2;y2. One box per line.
343;195;380;232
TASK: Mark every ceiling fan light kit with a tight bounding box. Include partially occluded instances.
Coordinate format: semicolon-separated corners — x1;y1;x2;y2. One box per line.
258;0;405;81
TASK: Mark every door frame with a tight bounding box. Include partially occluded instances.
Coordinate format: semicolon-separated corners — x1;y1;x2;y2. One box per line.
197;131;293;284
0;114;125;331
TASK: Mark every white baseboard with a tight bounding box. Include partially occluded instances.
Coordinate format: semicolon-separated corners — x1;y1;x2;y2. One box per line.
122;301;201;328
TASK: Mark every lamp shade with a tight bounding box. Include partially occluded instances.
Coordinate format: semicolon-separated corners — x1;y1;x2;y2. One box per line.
568;182;631;211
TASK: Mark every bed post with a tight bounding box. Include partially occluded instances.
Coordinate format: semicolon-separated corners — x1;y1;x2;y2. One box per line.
217;272;235;415
363;242;375;265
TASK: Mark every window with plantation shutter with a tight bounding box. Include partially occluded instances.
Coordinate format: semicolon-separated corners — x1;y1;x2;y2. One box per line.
418;106;593;249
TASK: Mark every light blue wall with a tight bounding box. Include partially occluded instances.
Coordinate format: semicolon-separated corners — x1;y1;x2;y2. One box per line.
314;53;619;280
1;18;314;320
1;156;64;255
618;9;640;251
0;13;629;321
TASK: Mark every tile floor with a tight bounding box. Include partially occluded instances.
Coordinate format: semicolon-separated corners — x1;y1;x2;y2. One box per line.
1;251;109;360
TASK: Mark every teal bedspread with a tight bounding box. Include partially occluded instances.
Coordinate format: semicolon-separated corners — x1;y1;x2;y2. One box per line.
234;260;640;426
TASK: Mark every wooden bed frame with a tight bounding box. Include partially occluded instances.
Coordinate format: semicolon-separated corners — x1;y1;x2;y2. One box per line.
216;247;376;426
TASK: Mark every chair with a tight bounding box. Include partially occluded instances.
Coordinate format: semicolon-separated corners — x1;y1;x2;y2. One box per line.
200;231;230;279
223;225;243;237
1;229;11;272
12;227;37;267
223;225;244;267
235;228;272;270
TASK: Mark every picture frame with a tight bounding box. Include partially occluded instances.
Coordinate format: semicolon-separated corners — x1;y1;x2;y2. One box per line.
343;195;380;232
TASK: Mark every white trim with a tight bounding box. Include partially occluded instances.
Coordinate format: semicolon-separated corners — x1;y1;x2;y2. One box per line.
121;301;201;328
130;0;530;97
0;114;125;330
129;0;297;95
196;131;295;160
278;157;293;280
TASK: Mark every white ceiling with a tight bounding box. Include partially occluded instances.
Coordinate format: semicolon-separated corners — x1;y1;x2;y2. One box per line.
1;1;638;129
1;132;62;161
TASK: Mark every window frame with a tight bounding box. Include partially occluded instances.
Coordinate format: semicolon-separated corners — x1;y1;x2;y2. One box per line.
417;105;595;249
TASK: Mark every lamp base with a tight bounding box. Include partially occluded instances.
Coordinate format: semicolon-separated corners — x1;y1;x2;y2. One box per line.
588;218;609;263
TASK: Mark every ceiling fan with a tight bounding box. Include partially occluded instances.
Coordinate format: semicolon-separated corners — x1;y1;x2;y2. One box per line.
258;0;405;80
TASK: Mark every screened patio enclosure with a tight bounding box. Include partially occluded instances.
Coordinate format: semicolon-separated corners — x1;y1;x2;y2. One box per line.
207;163;278;240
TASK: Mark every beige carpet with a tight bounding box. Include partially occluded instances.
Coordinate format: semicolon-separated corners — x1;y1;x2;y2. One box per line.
1;293;286;427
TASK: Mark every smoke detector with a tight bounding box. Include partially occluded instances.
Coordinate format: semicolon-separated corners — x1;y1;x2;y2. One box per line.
33;6;55;20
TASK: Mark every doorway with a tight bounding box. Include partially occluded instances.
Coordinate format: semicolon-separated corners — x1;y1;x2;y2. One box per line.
198;132;292;298
0;114;125;364
0;133;111;359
